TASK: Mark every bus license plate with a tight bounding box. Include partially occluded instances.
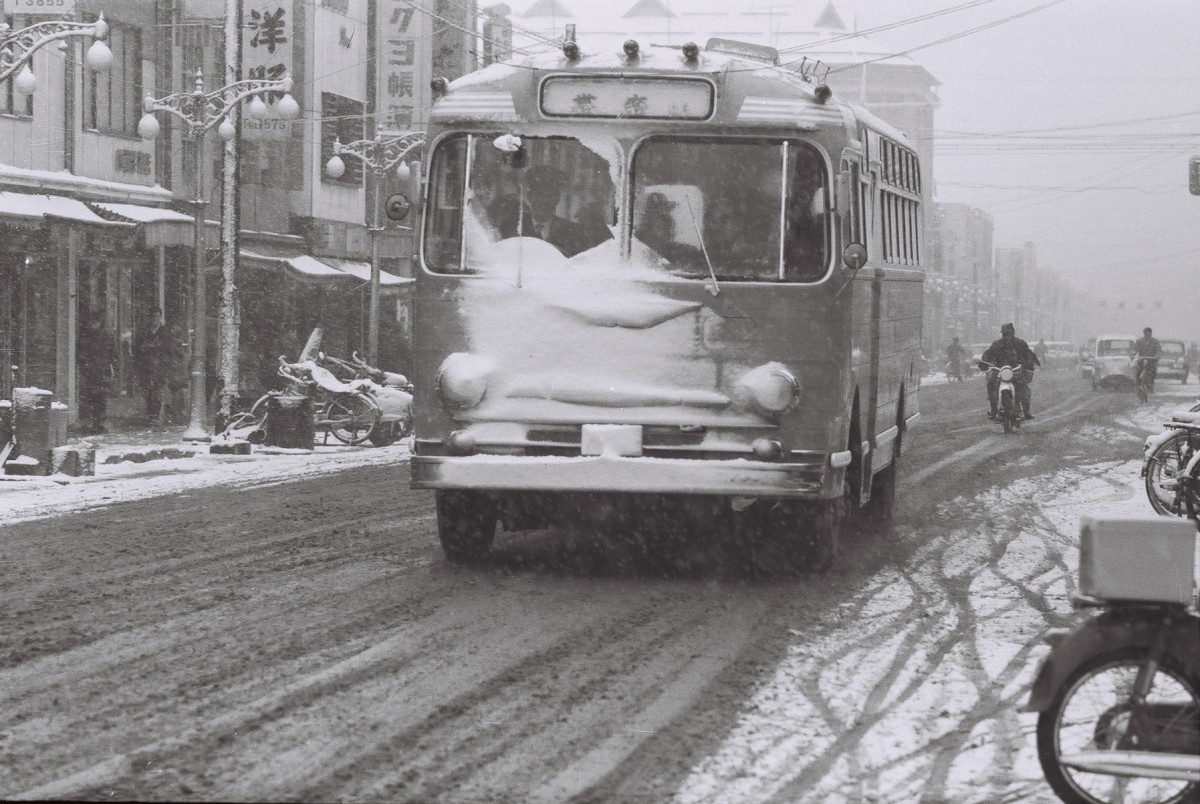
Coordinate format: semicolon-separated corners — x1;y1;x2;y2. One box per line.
581;425;643;457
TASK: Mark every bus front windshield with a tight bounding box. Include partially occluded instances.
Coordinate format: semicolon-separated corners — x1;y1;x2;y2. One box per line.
422;134;829;282
424;134;618;274
631;138;828;282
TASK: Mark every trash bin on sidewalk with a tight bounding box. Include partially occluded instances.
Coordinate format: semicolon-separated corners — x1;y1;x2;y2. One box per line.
263;393;314;450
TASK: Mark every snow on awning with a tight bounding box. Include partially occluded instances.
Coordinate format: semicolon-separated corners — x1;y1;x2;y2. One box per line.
89;202;219;249
0;191;134;229
239;243;356;284
322;258;413;287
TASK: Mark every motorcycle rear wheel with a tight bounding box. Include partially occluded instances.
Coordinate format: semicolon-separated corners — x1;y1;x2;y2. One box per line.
1144;432;1194;517
1036;649;1200;804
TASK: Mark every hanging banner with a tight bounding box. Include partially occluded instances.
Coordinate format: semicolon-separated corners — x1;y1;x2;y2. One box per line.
378;0;432;131
242;0;295;140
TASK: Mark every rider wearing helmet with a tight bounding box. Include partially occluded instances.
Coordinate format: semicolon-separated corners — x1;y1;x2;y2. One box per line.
978;323;1041;420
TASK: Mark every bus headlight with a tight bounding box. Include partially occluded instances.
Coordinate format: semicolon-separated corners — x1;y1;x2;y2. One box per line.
736;363;800;414
436;352;493;409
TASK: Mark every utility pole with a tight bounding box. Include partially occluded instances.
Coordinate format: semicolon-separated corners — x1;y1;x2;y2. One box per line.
217;0;243;431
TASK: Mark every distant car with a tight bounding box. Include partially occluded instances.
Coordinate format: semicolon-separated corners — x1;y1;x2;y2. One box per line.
1156;339;1190;383
1089;334;1138;390
1042;341;1077;370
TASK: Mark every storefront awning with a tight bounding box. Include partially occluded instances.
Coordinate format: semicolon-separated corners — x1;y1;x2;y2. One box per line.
89;202;219;249
321;258;413;287
239;243;357;284
0;191;135;229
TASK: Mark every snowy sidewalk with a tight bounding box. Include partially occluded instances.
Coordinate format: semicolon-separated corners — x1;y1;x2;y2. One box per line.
0;421;412;526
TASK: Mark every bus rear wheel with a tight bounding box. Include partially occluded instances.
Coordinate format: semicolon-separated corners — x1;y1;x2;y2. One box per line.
435;490;498;564
860;453;899;526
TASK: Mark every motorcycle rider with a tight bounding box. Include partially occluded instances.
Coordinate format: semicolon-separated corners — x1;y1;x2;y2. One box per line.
978;323;1040;420
945;336;966;381
1133;326;1161;393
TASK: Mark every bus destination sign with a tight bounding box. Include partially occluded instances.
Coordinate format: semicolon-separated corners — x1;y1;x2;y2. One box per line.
540;76;713;120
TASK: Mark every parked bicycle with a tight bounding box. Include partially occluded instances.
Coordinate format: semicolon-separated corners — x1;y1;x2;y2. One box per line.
1143;402;1200;519
314;351;414;446
225;357;382;446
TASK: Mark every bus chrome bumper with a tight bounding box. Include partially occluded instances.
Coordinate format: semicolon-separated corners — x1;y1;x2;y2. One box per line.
411;454;835;497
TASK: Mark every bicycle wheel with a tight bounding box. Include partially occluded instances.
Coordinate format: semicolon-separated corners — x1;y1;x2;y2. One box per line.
1036;650;1200;804
1145;432;1193;517
325;393;381;445
223;393;272;440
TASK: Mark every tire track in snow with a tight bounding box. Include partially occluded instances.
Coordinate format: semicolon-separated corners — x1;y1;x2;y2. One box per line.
674;414;1154;803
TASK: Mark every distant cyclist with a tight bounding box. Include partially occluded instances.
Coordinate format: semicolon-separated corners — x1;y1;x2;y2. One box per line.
1133;326;1161;394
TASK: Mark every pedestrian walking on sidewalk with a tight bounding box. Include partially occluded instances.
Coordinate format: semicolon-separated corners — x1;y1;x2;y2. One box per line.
133;307;177;425
76;310;114;433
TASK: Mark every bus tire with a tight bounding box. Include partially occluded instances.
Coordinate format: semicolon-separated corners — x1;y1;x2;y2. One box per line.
737;499;837;574
799;498;842;573
435;490;497;564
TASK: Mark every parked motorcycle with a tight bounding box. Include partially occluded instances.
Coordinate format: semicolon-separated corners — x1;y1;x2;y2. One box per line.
1025;516;1200;804
981;362;1023;433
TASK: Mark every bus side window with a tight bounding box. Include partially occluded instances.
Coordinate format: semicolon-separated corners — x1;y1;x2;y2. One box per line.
839;160;863;248
783;146;828;280
424;136;467;272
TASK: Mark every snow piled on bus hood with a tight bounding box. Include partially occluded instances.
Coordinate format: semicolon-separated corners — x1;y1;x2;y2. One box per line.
451;232;764;416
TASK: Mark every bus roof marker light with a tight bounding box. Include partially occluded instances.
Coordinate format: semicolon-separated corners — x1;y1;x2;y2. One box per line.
814;84;832;104
563;24;580;61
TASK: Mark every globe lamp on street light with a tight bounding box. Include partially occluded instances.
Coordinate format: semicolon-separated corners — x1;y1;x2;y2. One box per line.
325;154;346;179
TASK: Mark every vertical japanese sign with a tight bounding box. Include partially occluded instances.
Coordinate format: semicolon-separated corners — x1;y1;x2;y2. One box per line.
378;0;431;132
242;0;294;140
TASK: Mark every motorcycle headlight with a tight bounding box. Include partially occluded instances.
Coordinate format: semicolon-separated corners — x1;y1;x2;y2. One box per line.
435;353;493;410
999;367;1014;382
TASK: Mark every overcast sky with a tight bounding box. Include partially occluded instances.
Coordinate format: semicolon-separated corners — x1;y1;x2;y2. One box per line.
838;0;1198;333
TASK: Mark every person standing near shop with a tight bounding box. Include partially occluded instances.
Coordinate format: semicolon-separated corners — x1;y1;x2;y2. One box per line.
76;310;114;433
133;307;177;424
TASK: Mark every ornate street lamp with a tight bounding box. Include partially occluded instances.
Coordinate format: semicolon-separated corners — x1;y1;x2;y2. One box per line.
138;68;300;441
0;14;112;93
325;128;424;363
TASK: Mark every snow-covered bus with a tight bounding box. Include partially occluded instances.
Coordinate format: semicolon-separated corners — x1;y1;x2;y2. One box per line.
409;36;925;570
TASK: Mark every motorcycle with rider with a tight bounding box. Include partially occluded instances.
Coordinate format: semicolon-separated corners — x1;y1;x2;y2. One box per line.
977;322;1041;422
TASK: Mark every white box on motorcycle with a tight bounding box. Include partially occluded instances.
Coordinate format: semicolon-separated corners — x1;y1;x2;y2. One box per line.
1078;516;1198;605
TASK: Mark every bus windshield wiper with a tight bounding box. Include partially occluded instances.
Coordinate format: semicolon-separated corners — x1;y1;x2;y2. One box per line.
683;196;720;297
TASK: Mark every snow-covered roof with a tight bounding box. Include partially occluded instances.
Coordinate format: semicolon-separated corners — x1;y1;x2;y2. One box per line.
0;162;172;205
91;203;197;224
0;191;133;227
322;258;413;287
